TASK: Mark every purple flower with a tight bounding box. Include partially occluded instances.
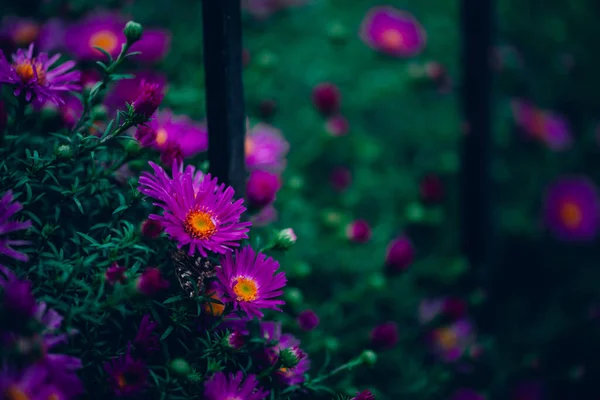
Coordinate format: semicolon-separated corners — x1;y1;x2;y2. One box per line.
0;364;47;399
204;371;269;400
245;123;289;173
105;263;127;285
141;218;163;239
250;205;278;227
224;331;246;350
325;114;349;136
136;268;169;296
346;219;372;243
540;111;572;151
1;273;37;318
429;319;475;362
132;80;164;119
246;170;281;209
511;99;572;151
297;309;319;331
138;161;251;257
312;82;341;116
105;71;167;114
38;19;66;53
133;315;159;358
274;334;310;386
0;16;40;47
216;246;286;319
352;390;376;400
543;177;600;241
65;13;170;62
360;7;426;58
0;44;80;106
370;321;399;349
330;167;352;192
104;348;149;396
57;94;83;128
0;191;31;262
385;236;415;273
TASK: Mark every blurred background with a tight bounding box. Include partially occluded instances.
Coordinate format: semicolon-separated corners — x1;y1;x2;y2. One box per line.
3;0;600;398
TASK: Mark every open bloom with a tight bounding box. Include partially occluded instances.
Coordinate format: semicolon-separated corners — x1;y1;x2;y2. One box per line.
543;177;600;241
1;16;40;47
0;43;80;105
216;246;286;319
360;7;426;57
138;161;251;256
429;319;475;362
245;123;289;172
0;190;32;262
104;348;148;396
204;371;269;400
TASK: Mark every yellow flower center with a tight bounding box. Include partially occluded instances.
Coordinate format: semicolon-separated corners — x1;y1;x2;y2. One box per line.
89;30;119;54
14;60;45;84
232;276;258;302
560;201;582;228
245;136;254;156
13;23;39;45
202;291;225;316
184;208;217;239
435;327;458;350
381;29;404;50
155;128;168;147
5;386;29;400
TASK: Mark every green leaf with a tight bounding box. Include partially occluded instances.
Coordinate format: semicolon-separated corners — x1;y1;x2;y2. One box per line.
160;326;174;341
93;46;114;63
72;197;84;213
112;205;129;215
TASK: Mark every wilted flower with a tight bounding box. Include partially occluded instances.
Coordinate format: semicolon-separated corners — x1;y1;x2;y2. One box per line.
0;43;80;105
325;114;349;136
346;219;372;243
352;390;376;400
204;371;269;400
245;123;289;172
0;190;32;262
138;161;251;256
133;315;159;358
105;263;127;285
297;309;319;331
360;6;426;57
104;348;149;396
246;170;281;209
385;236;414;273
216;246;287;319
370;322;399;349
543;177;600;241
312;82;340;115
136;268;170;296
65;13;170;62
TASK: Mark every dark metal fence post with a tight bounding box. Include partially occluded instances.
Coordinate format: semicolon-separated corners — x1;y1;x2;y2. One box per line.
201;0;246;196
460;0;493;269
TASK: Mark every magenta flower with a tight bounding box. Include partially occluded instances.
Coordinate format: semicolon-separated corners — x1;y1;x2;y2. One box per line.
0;265;36;318
136;268;169;296
540;111;572;151
105;263;127;285
138;161;251;256
224;331;246;349
385;236;414;273
360;7;426;57
0;43;80;105
104;348;149;396
0;191;32;262
273;334;310;386
132;80;164;119
250;204;278;227
0;16;40;47
141;218;163;239
245;123;289;172
312;82;341;115
246;170;281;209
325;114;349;136
134;109;208;158
370;321;399;349
65;13;170;62
204;371;269;400
330;166;352;192
0;365;48;400
242;0;309;20
297;309;319;331
38;19;66;53
346;219;372;243
216;246;286;319
58;94;83;127
543;177;600;241
105;71;167;114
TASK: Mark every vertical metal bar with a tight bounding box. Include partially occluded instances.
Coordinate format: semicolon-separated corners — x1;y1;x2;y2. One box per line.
459;0;493;268
201;0;246;197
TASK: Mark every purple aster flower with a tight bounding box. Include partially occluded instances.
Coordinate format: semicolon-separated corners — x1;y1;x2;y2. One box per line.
104;348;149;396
134;109;208;157
1;273;37;318
133;315;159;358
138;161;251;257
245;123;289;173
132;80;164;119
352;390;376;400
360;7;426;58
429;318;475;362
0;364;48;399
246;170;281;209
543;177;600;241
216;246;286;319
297;309;319;331
65;13;170;62
105;70;167;114
0;44;80;105
204;371;269;400
0;191;31;262
0;16;40;47
274;334;310;386
451;388;485;400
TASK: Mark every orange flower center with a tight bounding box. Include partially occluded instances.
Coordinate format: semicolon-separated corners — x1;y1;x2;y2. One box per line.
14;60;46;84
13;23;39;45
232;276;258;302
560;201;582;228
155;128;168;147
435;327;458;350
202;291;225;316
245;136;255;156
48;394;60;400
530;111;546;138
116;374;127;389
5;386;29;400
89;30;119;54
381;29;404;50
184;208;217;239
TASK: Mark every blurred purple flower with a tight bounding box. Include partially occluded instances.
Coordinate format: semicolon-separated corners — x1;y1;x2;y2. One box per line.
38;19;66;53
352;390;376;400
133;315;159;358
325;114;349;136
250;204;278;227
136;268;169;296
429;318;475;362
330;166;352;192
312;82;340;116
370;321;399;349
385;236;414;274
245;123;289;173
297;309;319;331
204;371;269;400
0;16;40;47
104;347;148;396
246;170;281;209
0;191;32;262
346;219;371;243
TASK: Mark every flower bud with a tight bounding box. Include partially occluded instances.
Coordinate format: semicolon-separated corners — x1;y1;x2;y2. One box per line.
124;140;141;155
124;21;143;44
169;358;191;376
297;309;319;331
279;347;304;369
384;236;414;274
359;350;377;366
325;114;349;137
330;167;352;192
141;219;163;239
223;331;245;350
312;82;341;115
132;80;164;120
272;228;296;250
284;287;304;306
136;268;169;296
105;263;127;285
325;337;339;351
90;105;108;121
246;170;281;209
346;219;371;243
370;322;399;350
55;144;72;160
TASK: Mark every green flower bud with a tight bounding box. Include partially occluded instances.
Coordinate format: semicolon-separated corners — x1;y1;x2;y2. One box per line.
272;228;297;251
360;350;377;366
279;347;302;369
124;139;141;155
324;337;339;351
284;287;304;306
169;358;191;375
91;105;108;121
368;273;386;290
124;21;143;44
292;261;312;278
256;51;278;70
55;145;72;160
